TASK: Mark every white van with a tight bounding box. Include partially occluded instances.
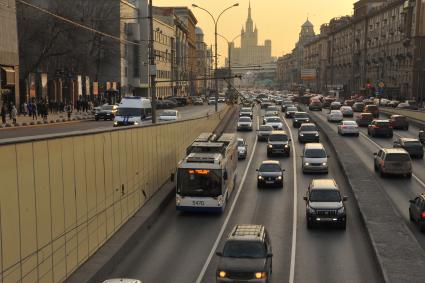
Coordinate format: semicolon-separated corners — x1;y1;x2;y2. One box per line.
114;97;152;127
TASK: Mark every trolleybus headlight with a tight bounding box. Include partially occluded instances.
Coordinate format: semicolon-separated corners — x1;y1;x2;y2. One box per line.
218;271;226;278
255;272;266;279
176;196;182;206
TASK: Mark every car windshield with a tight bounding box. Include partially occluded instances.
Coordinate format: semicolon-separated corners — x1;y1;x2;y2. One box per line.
267;107;278;111
102;105;114;110
237;140;245;146
259;163;281;172
259;125;273;131
294;113;309;118
310;190;341;202
116;107;142;116
305;148;327;158
300;125;317;131
287;107;297;111
266;118;281;123
223;241;266;258
161;111;177;116
239;117;251;122
403;141;421;147
386;153;411;162
177;169;222;197
343;121;357;126
265;112;275;117
269;134;288;142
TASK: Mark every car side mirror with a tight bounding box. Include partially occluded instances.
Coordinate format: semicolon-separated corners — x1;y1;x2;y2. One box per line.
170;173;175;182
216;251;223;257
373;153;377;156
289;139;292;141
267;253;273;258
303;196;307;201
343;196;348;201
327;155;330;158
223;172;228;180
409;200;415;204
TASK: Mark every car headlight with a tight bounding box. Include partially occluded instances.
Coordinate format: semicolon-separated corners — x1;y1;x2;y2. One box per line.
258;175;264;180
322;162;327;166
176;195;182;206
268;144;273;148
134;122;139;125
304;162;310;166
315;133;319;136
113;121;118;126
284;144;289;148
277;176;282;180
299;133;304;137
255;272;267;279
218;271;226;278
337;207;345;215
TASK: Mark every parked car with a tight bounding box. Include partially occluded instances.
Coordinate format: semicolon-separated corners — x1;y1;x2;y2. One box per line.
216;225;273;283
367;120;393;138
302;143;329;174
95;104;118;121
409;194;425;232
327;110;343;123
257;125;274;141
389;115;409;130
293;112;310;128
356;112;374;127
304;179;347;229
337;120;359;136
340;106;353;117
237;138;248;159
285;106;298;118
298;123;320;143
393;138;424;158
352;102;365;112
364;104;379;118
237;117;253;131
257;160;285;188
267;130;291;157
374;148;412;178
208;97;216;105
193;98;204;105
159;110;180;121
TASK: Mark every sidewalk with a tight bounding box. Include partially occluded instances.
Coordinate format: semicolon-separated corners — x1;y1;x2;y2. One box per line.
0;111;93;128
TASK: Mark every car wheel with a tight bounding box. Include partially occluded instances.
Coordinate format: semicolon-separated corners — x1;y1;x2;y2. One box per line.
406;173;412;179
409;209;414;221
307;219;313;229
339;221;347;230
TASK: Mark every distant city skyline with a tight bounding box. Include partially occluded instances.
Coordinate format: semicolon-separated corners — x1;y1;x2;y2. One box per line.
153;0;355;66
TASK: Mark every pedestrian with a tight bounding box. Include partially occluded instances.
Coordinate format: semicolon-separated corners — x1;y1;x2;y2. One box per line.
11;105;17;124
8;102;12;120
32;103;37;120
23;102;28;116
1;104;7;124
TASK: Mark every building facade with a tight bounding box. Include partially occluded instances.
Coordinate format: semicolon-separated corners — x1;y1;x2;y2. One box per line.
302;0;425;102
228;2;273;68
0;0;20;109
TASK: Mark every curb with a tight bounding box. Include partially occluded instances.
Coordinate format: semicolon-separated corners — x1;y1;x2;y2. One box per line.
306;107;425;283
0;116;94;131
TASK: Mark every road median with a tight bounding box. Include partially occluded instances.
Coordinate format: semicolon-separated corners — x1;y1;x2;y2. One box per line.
308;110;425;283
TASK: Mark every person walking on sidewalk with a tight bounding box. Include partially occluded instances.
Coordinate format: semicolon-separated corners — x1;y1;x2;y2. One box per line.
32;103;38;120
11;105;17;124
1;104;7;124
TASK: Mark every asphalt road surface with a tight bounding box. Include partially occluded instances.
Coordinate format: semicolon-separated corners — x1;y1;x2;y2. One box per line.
0;104;224;140
104;105;383;283
311;109;425;251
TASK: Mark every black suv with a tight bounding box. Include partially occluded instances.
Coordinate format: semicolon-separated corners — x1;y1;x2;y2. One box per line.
367;120;393;138
216;225;273;283
267;131;291;157
292;112;310;128
257;160;285;188
393;138;424;158
409;194;425;232
304;179;348;229
298;123;319;143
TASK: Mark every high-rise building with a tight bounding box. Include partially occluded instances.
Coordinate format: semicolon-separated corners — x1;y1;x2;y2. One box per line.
227;1;273;68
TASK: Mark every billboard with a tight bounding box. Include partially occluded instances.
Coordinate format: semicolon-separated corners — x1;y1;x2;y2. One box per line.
301;69;317;81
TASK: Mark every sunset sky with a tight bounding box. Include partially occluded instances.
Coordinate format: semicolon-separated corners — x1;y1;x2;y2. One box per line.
153;0;356;66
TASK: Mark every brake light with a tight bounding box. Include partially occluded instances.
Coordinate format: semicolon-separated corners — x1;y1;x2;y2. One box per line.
421;212;425;218
372;125;379;129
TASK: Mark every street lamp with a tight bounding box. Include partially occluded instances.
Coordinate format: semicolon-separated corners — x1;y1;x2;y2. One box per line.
192;3;239;111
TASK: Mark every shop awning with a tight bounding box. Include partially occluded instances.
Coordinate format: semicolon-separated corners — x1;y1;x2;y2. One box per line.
1;66;15;87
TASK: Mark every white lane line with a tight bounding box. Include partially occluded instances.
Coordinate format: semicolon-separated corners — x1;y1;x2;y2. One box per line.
282;115;298;283
359;132;425;188
195;114;259;283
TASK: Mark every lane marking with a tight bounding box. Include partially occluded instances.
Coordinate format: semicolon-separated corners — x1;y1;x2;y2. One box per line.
195;110;259;283
359;132;425;188
282;115;298;283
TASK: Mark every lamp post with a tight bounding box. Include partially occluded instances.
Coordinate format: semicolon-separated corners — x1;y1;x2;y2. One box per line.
192;3;239;111
217;32;243;95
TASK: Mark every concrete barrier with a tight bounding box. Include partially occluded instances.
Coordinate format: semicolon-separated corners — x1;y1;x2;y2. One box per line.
0;107;229;283
308;110;425;283
381;108;425;127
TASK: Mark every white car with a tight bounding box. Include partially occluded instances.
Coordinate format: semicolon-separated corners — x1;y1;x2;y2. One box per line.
237;138;248;159
265;117;284;130
237;116;253;131
337;120;359;136
327;110;343;123
208;98;216;105
340;106;353;117
159;110;180;121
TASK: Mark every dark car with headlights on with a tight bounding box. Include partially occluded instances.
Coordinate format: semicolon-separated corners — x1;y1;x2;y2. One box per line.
298;123;319;143
409;194;425;232
95;105;118;121
216;225;272;283
304;179;348;229
393;138;424;158
267;131;291;157
389;115;409;130
292;112;310;128
257;125;273;141
285;106;298;118
257;160;284;188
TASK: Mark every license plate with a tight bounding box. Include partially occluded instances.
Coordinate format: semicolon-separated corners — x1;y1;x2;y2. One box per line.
266;181;274;184
192;200;205;206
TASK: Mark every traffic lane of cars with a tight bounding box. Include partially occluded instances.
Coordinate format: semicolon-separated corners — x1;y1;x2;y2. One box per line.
312;110;425;248
105;106;253;283
282;114;383;283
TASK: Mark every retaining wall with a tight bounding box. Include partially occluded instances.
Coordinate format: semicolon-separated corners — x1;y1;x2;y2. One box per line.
0;108;228;283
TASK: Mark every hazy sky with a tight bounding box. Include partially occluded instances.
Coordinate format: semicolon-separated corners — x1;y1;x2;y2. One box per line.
153;0;356;66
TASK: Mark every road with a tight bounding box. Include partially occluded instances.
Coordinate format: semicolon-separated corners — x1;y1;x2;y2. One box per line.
0;104;224;140
310;109;425;250
104;105;382;283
